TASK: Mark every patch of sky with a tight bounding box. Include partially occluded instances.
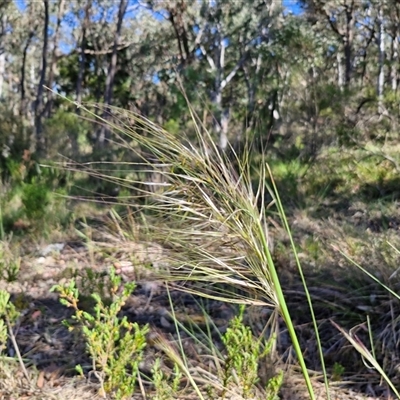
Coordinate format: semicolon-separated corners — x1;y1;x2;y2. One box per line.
15;0;26;12
283;0;303;16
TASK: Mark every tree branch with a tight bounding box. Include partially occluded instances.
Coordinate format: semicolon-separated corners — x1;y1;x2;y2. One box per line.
220;52;248;90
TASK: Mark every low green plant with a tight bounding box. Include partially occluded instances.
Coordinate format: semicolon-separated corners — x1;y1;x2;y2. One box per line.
0;241;21;282
0;290;19;354
151;358;182;400
0;256;20;283
221;305;282;399
0;289;30;383
332;362;345;382
265;372;284;400
151;293;284;400
43;108;89;158
52;268;149;400
75;267;109;301
21;182;50;221
0;162;71;236
304;236;321;262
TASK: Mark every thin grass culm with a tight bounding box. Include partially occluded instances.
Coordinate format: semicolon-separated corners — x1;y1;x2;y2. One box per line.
63;101;319;399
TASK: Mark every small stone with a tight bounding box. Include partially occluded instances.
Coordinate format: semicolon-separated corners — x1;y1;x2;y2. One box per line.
160;315;172;329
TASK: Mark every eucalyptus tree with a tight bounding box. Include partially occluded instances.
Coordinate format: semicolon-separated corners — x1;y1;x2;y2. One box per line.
196;0;287;151
97;0;129;149
147;0;286;151
75;0;93;111
6;0;397;160
1;1;41;118
277;13;345;156
0;1;47;171
44;0;66;118
34;0;49;155
0;0;14;101
386;3;400;92
377;3;385;114
302;0;359;87
103;0;128;109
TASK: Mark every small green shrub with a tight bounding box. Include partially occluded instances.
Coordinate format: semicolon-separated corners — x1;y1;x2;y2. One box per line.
43;109;89;158
0;290;20;354
336;122;360;147
21;182;50;221
0;256;20;283
221;305;282;399
0;107;30;183
332;362;345;381
74;267;109;301
163;119;180;136
151;358;182;400
0;241;21;282
52;268;149;400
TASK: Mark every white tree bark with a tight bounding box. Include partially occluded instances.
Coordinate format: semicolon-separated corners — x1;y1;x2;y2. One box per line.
0;52;5;99
391;35;398;91
377;6;385;114
337;51;343;90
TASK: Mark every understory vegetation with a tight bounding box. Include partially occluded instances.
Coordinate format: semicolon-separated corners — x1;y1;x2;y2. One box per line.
1;103;400;399
1;1;400;399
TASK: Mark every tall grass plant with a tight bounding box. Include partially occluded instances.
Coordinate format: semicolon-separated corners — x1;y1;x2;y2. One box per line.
58;99;331;399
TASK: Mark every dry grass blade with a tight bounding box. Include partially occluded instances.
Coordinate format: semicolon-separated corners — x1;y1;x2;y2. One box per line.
65;103;279;307
331;320;400;398
151;332;205;400
5;316;31;385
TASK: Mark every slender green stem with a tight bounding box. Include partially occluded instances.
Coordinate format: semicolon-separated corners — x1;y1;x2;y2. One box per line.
166;284;205;400
266;163;330;400
256;215;316;400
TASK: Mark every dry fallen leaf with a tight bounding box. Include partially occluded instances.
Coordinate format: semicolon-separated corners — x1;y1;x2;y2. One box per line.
36;371;45;389
30;310;42;320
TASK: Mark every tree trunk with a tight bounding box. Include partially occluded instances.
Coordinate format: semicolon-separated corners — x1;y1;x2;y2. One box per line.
76;0;92;111
242;52;261;136
343;5;354;86
104;0;127;106
377;6;385;114
210;23;234;153
34;0;49;156
219;109;229;151
319;0;355;87
337;51;344;90
96;0;128;150
391;30;398;92
20;32;34;116
44;0;65;118
0;51;4;99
